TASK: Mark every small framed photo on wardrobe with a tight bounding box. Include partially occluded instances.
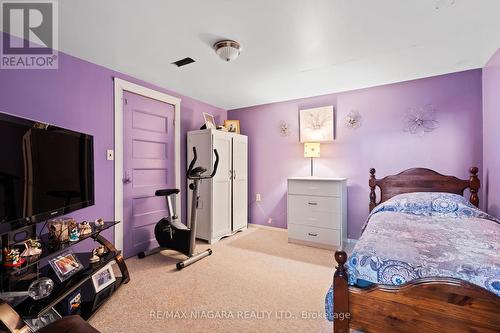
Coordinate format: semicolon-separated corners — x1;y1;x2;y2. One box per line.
203;112;216;129
224;120;240;134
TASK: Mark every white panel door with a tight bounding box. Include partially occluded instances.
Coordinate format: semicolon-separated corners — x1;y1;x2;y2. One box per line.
211;132;232;238
232;135;248;231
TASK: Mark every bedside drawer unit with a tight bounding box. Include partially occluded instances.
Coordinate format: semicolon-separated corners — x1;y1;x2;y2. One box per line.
287;177;347;249
288;224;341;248
287;195;341;229
288;179;340;197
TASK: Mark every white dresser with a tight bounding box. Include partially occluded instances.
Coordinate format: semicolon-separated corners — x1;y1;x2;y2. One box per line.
287;177;347;249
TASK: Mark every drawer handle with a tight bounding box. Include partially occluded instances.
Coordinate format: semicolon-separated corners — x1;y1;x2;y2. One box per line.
308;202;318;206
308;232;318;237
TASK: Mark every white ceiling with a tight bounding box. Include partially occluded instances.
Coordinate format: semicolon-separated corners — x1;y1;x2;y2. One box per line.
56;1;500;109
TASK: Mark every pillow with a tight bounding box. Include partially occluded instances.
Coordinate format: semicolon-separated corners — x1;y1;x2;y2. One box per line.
371;192;497;221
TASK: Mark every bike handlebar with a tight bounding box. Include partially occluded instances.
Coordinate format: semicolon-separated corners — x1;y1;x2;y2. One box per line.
187;146;198;176
209;149;219;178
187;147;219;180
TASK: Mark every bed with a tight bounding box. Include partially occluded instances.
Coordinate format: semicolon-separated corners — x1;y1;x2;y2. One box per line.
327;167;500;333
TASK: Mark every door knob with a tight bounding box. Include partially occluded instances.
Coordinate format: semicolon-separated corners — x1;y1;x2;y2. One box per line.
123;171;132;184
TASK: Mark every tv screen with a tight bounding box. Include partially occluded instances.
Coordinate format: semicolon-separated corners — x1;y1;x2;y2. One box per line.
0;112;94;225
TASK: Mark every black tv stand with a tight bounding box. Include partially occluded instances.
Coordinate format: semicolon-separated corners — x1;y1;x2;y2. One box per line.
0;221;129;333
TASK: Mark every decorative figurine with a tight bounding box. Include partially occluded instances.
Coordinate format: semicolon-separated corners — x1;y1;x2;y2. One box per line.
89;248;100;264
78;221;92;237
69;228;80;242
48;218;74;243
3;247;25;267
21;239;42;257
68;220;80;242
95;245;106;257
94;218;104;228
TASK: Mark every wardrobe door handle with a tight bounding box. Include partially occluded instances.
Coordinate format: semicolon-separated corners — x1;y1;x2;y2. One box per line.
308;202;318;206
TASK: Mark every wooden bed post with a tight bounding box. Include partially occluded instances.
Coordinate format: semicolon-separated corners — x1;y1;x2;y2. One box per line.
469;167;480;207
369;168;377;212
333;251;349;333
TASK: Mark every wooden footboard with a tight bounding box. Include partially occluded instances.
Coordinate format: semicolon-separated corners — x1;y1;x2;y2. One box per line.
333;251;500;333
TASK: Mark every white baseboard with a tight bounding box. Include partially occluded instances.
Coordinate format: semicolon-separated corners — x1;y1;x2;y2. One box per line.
248;223;287;232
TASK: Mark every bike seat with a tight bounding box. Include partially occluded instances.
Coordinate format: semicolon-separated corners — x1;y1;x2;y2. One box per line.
189;166;207;178
155;189;180;196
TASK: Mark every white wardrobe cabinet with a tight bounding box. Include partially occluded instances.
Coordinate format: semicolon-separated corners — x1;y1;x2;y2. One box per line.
187;129;248;243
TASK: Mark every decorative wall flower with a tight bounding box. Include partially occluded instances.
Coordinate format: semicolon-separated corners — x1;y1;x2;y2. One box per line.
345;110;362;129
404;104;439;136
280;120;290;136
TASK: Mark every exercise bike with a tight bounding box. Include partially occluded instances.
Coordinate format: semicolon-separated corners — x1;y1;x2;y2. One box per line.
138;147;219;270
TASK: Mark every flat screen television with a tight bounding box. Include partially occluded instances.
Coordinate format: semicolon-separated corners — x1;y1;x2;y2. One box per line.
0;112;94;227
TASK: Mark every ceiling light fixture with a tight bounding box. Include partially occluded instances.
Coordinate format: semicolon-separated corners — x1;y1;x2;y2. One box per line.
214;40;241;62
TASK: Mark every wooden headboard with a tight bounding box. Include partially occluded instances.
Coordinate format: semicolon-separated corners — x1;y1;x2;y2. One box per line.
369;167;480;212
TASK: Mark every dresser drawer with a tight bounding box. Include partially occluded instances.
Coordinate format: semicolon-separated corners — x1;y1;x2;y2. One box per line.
288;180;340;197
288;224;341;247
288;195;340;229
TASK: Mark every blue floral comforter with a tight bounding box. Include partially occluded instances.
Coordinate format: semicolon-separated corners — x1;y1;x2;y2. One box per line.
326;192;500;321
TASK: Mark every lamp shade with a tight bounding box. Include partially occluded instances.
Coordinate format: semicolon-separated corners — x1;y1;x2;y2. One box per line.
304;142;320;158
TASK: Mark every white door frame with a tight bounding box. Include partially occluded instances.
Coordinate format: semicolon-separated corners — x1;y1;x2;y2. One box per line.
113;77;181;252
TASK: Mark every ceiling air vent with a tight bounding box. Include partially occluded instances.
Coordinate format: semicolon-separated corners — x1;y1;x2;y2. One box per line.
172;57;195;67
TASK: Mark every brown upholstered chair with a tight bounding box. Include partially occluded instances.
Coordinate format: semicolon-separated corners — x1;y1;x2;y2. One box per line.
37;316;100;333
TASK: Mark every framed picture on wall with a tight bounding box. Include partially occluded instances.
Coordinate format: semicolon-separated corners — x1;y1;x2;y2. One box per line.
224;120;240;134
299;106;334;142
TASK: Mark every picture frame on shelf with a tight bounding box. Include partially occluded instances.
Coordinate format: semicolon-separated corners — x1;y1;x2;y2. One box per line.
224;120;240;134
92;282;116;312
92;262;116;293
203;112;216;129
48;250;83;282
23;307;61;332
59;288;82;315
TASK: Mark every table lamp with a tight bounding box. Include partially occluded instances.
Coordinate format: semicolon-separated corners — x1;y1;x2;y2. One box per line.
304;142;320;176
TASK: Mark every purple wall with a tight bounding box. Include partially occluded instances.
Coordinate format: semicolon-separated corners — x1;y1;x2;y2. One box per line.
228;70;483;238
483;48;500;218
0;39;226;247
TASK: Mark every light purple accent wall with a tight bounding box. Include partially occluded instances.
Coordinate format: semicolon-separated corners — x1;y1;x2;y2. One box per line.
0;34;227;249
482;48;500;218
228;70;483;238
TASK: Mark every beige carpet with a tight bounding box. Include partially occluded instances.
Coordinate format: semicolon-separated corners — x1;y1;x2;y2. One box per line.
90;225;334;333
